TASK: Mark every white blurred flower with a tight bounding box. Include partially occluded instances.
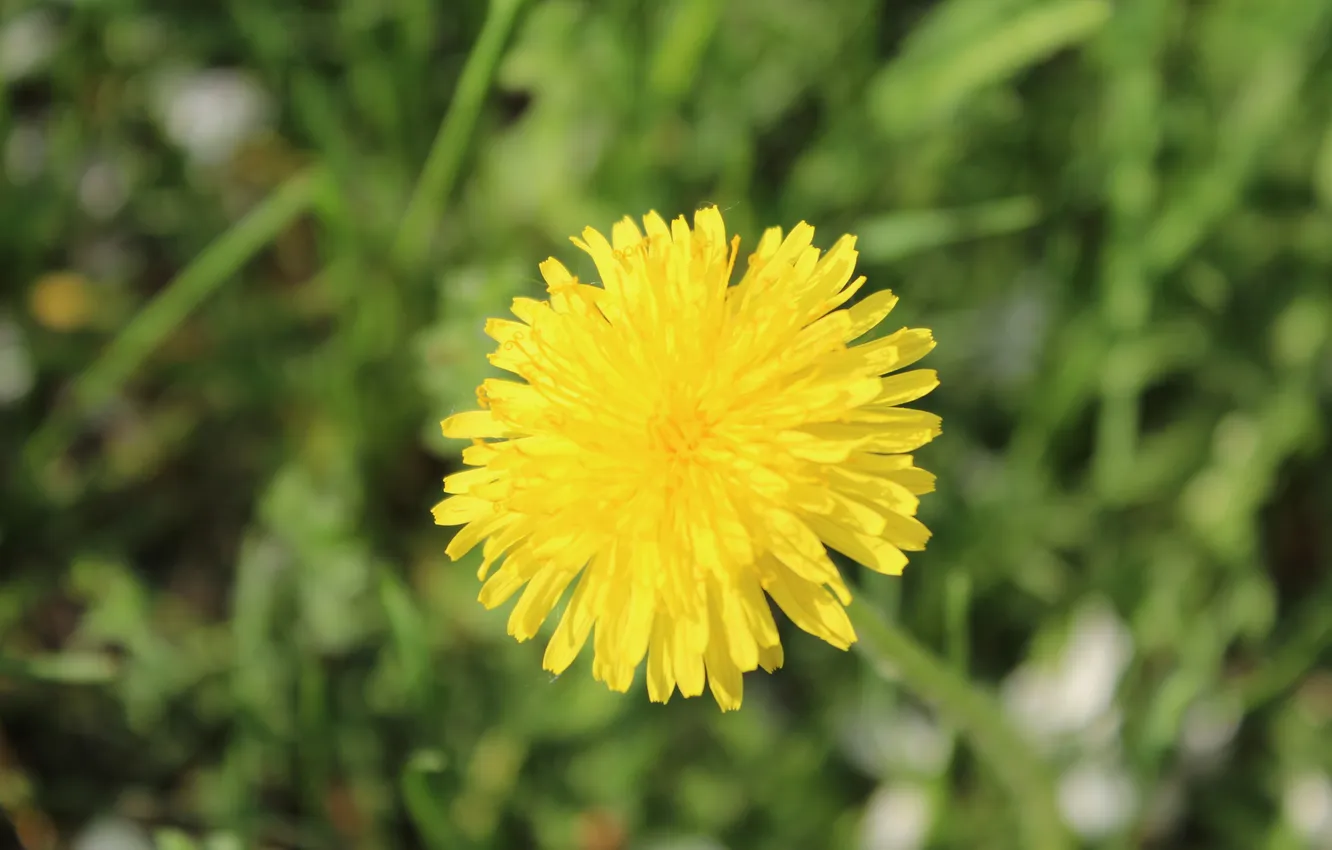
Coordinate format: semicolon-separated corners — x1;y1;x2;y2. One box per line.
155;68;272;164
75;235;138;283
958;447;1004;505
4;122;47;183
79;159;130;220
71;817;153;850
1057;761;1138;840
1179;694;1242;771
981;283;1049;387
641;840;729;850
838;704;954;778
886;709;954;776
1003;602;1134;748
1284;771;1332;846
0;315;35;405
861;784;933;850
0;10;58;81
1140;775;1186;841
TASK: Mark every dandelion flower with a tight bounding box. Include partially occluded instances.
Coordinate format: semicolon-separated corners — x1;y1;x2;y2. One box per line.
433;206;940;710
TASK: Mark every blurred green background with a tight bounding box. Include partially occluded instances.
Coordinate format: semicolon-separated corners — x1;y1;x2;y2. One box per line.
3;0;1332;848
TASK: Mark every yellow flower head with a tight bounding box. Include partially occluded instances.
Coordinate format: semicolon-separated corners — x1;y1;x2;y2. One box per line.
434;206;940;710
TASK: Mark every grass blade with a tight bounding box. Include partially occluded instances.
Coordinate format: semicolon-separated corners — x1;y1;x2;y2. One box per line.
24;166;328;471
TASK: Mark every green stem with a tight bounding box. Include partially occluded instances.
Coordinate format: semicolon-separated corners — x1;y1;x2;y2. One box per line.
847;597;1071;850
23;166;328;472
1240;582;1332;710
0;652;119;684
391;0;528;273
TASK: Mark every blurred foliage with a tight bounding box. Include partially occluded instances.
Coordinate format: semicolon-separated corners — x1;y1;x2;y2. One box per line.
2;0;1332;848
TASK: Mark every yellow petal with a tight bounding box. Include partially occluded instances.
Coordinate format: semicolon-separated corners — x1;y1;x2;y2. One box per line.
778;429;869;463
610;579;655;692
704;640;744;711
762;508;848;601
860;412;943;453
646;615;677;703
538;257;575;289
872;369;939;406
461;441;500;466
842;289;899;341
543;571;599;675
445;512;512;560
791;234;858;311
509;296;549;325
484;317;526;344
847;453;938;494
734;571;781;649
478;519;532;580
880;511;932;552
672;617;707;697
572;227;624;299
806;275;867;323
591;548;653;693
432;495;492;526
759;557;856;649
642;210;671;239
828;467;920;517
886;466;937;494
508;566;580;642
693;205;728;257
441;410;510;439
443;466;500;494
718;583;760;672
611;216;643;250
840;327;936;376
846;451;916;471
478;553;536;609
806;515;909;576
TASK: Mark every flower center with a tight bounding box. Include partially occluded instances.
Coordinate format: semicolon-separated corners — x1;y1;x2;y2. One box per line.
649;408;711;459
644;391;719;466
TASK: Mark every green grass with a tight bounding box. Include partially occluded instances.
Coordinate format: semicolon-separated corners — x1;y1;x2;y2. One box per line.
2;0;1331;848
